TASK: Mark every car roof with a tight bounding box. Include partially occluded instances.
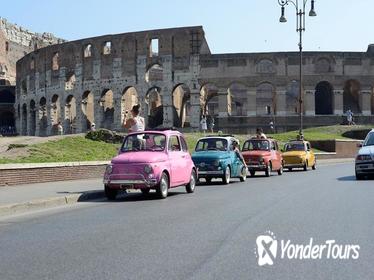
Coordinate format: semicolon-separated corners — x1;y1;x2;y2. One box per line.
127;130;181;136
287;140;309;144
198;136;236;141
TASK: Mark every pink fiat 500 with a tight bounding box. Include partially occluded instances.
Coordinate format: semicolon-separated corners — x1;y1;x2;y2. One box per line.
103;129;197;199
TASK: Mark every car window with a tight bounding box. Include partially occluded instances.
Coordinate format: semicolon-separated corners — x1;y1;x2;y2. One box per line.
195;138;228;151
307;143;311;151
121;133;166;152
271;141;276;150
168;135;181;152
284;142;305;151
364;133;374;146
180;136;188;152
242;140;270;151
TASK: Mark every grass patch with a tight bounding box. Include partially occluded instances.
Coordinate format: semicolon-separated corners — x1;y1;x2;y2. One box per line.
7;144;28;150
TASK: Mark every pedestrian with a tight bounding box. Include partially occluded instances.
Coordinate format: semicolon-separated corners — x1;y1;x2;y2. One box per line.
57;121;63;135
123;104;145;133
91;122;96;132
200;115;207;134
346;109;354;125
208;115;215;133
232;140;247;168
256;128;267;139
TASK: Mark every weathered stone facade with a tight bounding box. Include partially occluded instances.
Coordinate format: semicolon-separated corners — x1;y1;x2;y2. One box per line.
15;26;374;136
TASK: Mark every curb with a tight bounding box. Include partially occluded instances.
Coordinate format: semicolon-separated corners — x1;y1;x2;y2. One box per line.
0;190;105;218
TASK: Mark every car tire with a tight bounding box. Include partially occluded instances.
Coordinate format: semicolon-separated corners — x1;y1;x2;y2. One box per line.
105;185;118;201
356;171;364;180
141;188;150;195
240;166;247;182
265;163;272;177
156;172;169;199
205;177;212;184
222;166;231;184
186;170;197;193
277;165;283;175
250;171;256;177
312;161;316;170
288;168;292;172
303;161;308;171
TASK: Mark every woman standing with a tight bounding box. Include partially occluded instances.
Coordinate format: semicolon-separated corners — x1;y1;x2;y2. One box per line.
123;105;145;132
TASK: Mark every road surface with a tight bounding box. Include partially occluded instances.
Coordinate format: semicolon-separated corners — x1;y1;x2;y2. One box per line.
0;162;373;280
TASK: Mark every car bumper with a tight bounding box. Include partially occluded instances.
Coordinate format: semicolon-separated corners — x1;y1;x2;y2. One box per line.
355;162;374;174
103;173;158;189
247;165;267;171
198;170;224;177
284;163;304;169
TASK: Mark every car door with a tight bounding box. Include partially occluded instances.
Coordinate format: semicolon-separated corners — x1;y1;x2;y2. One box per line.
168;135;184;186
306;142;315;166
275;141;283;168
179;135;191;183
270;141;280;170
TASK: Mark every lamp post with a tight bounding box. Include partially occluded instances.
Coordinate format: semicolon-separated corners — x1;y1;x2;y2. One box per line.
277;0;317;136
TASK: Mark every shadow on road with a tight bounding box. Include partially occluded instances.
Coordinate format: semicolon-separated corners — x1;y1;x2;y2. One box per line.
102;190;187;203
337;175;374;181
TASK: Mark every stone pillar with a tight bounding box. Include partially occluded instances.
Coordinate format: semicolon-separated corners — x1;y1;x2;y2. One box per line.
360;90;371;116
218;90;230;117
113;89;122;131
276;90;287;116
304;90;315;116
333;90;344;115
60;101;66;135
35;105;40;137
27;105;33;136
189;91;201;130
246;88;256;116
75;96;83;134
162;88;174;128
94;90;102;129
47;104;54;136
19;104;25;136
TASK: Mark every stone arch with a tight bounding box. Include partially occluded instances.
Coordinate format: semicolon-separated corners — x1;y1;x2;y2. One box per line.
39;97;48;137
65;95;77;134
65;72;76;91
146;87;163;128
121;87;139;125
228;83;248;116
100;89;114;129
200;83;218;116
21;103;27;135
50;94;61;135
314;57;332;73
343;79;361;114
172;84;190;127
29;100;36;136
256;82;276;115
315;81;334;115
286;80;299;114
372;86;374;115
145;63;163;83
82;91;95;131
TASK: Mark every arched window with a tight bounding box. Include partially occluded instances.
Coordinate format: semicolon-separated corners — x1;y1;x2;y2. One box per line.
103;41;111;55
52;52;59;71
315;58;331;73
256;59;274;74
84;44;92;58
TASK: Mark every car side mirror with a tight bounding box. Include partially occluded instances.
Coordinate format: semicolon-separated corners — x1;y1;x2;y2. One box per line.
357;142;363;148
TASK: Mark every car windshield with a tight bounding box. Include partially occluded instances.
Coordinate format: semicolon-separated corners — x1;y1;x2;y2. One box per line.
284;142;305;151
195;138;228;152
121;133;166;152
364;133;374;146
242;140;270;151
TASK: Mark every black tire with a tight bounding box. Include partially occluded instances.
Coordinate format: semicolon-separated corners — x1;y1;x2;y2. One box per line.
105;185;118;201
356;171;364;180
205;177;212;184
141;188;150;195
240;166;247;182
250;171;256;177
265;163;272;177
312;161;316;170
277;165;283;175
156;172;169;199
222;166;231;184
303;161;308;171
186;170;197;193
288;168;292;172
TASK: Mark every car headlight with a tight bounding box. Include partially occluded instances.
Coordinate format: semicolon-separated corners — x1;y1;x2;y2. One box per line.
144;165;153;174
213;160;220;167
356;154;372;161
106;164;113;174
199;162;206;168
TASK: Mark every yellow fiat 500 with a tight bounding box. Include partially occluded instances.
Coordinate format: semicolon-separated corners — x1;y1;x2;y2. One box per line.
282;140;316;171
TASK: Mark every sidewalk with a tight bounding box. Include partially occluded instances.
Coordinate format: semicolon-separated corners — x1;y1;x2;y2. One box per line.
0;178;105;217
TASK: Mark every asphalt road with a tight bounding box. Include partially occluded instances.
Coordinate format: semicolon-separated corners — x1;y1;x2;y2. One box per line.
0;162;373;280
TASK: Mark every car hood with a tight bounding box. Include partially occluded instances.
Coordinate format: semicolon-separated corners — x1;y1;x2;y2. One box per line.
111;151;168;164
282;151;306;157
358;145;374;156
192;151;229;161
242;150;271;157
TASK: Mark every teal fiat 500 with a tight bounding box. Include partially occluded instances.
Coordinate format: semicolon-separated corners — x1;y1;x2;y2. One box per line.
192;136;247;184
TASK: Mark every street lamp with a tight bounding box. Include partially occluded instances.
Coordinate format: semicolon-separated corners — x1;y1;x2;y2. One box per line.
277;0;317;136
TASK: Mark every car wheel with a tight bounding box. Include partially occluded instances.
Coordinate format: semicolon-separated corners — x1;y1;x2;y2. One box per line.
277;165;283;175
222;166;231;184
312;161;316;170
141;188;150;195
156;172;169;199
205;177;212;184
303;161;308;171
288;168;292;172
240;166;247;182
265;163;272;177
105;185;118;201
250;171;256;177
355;171;364;180
186;170;197;193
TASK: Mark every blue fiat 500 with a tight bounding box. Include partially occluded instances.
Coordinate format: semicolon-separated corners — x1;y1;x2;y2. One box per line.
191;136;247;184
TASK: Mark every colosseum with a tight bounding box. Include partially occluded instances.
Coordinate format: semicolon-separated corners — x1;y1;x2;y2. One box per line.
14;25;374;135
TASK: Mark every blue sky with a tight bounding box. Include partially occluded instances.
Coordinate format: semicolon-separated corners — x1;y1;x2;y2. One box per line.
1;0;373;54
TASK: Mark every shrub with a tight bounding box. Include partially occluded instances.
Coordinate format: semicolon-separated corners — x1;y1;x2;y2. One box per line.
85;129;125;144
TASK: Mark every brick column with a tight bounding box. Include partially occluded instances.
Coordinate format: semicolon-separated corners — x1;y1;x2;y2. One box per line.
189;90;201;130
162;87;174;128
112;89;122;131
333;90;344;115
75;96;83;134
360;90;371;116
304;90;315;116
218;90;230;117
